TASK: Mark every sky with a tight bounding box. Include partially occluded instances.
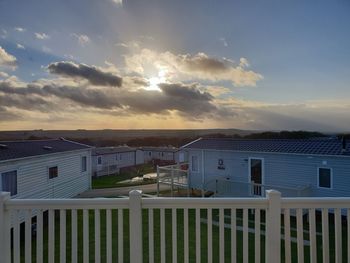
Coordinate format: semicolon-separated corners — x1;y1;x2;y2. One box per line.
0;0;349;132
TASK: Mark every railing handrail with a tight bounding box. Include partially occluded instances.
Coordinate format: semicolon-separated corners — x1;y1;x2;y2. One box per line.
5;195;350;210
214;177;310;192
158;162;189;171
5;198;130;210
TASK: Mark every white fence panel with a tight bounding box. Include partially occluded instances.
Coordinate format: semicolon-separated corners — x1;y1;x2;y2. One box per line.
1;191;350;263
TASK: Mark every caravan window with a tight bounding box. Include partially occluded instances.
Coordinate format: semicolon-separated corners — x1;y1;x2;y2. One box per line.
318;168;332;189
81;156;87;172
1;170;17;196
49;166;58;179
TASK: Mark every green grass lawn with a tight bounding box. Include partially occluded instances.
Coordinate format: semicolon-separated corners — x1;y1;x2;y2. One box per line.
18;208;347;263
92;164;155;189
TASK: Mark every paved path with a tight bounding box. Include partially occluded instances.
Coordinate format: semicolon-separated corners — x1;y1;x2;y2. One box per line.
76;183;170;198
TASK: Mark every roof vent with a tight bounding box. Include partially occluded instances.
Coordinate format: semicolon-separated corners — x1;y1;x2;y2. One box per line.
0;144;8;149
43;146;53;150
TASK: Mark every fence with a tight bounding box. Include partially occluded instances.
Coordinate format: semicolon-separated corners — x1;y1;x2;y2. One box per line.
1;190;350;263
157;163;189;196
204;177;312;198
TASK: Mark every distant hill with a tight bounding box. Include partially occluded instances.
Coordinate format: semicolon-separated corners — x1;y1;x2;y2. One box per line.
0;129;335;148
0;129;253;147
0;129;253;141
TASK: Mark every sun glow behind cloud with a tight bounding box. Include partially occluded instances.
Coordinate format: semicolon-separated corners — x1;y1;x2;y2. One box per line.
146;69;167;91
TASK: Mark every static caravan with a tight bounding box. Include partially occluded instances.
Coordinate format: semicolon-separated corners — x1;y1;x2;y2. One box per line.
92;146;142;177
183;138;350;197
142;146;180;163
0;138;92;199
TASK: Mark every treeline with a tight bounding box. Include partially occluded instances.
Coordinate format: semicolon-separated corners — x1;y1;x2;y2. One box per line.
66;130;330;148
203;130;327;140
6;130;342;148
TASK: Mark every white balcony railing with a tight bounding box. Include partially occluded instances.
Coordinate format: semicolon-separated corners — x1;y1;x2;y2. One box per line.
204;178;311;198
1;191;350;263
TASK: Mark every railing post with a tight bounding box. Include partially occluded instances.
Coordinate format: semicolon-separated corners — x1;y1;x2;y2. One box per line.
156;165;160;196
171;168;174;197
129;190;143;263
266;190;281;263
0;192;11;263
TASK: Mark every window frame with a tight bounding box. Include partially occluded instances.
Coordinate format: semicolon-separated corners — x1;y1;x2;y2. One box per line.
81;156;87;172
317;167;333;189
97;156;102;165
1;170;18;196
48;166;58;179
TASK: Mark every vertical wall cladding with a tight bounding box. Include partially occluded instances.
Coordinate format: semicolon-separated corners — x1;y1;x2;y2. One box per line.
135;150;144;165
203;151;248;183
187;148;350;197
0;149;91;199
256;154;350;197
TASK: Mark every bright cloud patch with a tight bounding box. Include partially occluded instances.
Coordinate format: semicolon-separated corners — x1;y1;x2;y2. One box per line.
16;43;25;49
0;46;17;69
0;71;9;78
124;49;263;87
35;32;50;40
14;27;25;32
71;33;90;46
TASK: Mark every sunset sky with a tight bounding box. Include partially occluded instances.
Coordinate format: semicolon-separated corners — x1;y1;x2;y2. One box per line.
0;0;350;131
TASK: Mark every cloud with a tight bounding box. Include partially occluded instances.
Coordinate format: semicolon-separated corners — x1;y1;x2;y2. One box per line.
0;72;9;78
42;46;52;53
0;46;17;69
35;32;50;40
219;37;228;47
111;0;123;5
0;106;22;121
124;49;263;87
1;29;7;39
47;61;123;87
14;27;26;32
1;70;350;131
0;74;223;120
71;33;90;46
115;42;129;48
16;43;25;49
64;54;74;60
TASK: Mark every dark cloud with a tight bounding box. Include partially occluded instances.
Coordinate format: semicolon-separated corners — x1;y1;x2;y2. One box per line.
41;85;121;109
0;78;221;119
182;53;229;73
0;94;51;111
121;83;217;117
159;83;213;101
47;61;123;87
0;81;121;109
130;76;149;86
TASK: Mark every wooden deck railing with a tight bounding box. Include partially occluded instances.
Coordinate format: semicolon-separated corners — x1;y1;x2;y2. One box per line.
1;191;350;263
